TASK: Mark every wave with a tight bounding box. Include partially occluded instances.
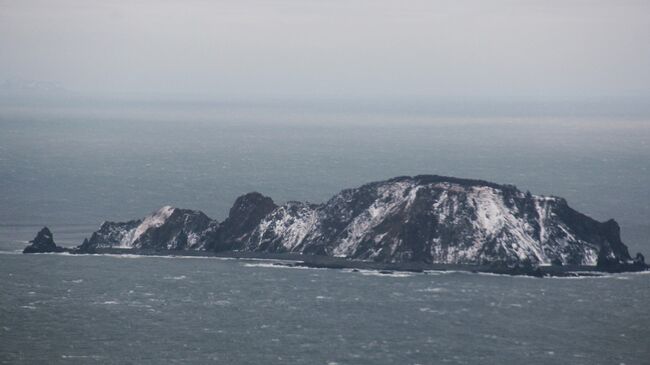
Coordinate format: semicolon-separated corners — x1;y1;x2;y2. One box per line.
0;250;24;255
241;262;321;270
12;251;239;261
417;287;447;293
347;269;415;278
162;275;186;280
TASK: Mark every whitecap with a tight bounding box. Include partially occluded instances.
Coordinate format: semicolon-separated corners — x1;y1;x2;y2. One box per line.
242;262;323;270
95;253;237;261
163;275;186;280
0;250;23;255
547;273;625;280
62;279;83;283
417;287;447;293
206;300;231;306
243;262;289;269
61;355;103;359
354;269;414;278
423;270;457;275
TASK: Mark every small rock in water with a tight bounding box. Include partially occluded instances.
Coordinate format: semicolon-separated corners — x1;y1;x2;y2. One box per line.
23;227;65;253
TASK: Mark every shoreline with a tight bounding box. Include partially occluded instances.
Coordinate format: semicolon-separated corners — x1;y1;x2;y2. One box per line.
44;248;647;278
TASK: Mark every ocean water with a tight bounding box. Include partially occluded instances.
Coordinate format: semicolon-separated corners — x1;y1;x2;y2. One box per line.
1;253;649;364
1;104;649;363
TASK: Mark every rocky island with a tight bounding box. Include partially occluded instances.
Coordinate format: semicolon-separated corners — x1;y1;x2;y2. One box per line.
24;175;647;276
22;227;65;254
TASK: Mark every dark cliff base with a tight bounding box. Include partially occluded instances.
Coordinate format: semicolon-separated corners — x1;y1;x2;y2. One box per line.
63;248;648;277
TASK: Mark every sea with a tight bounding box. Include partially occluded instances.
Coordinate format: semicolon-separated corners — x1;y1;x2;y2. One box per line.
1;101;649;364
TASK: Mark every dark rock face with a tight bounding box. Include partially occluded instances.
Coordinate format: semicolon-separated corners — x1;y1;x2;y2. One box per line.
78;206;213;251
205;192;278;251
634;252;645;265
71;175;642;268
78;219;141;252
23;227;64;253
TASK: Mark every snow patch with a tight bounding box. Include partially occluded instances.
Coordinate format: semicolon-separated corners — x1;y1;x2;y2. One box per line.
106;206;176;248
131;206;175;244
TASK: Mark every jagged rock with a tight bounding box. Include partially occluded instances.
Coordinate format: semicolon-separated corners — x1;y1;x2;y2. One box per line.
634;252;645;265
245;201;319;253
23;227;64;253
78;206;213;251
206;192;278;251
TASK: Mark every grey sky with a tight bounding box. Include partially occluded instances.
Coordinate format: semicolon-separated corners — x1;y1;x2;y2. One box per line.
1;0;649;102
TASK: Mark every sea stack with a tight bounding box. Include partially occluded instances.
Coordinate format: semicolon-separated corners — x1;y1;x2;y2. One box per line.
23;227;65;253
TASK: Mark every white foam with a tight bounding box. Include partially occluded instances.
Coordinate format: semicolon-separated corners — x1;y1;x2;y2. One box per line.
96;253;236;261
162;275;186;280
353;269;415;278
417;287;447;293
242;262;321;270
419;307;447;314
61;355;103;360
0;250;23;255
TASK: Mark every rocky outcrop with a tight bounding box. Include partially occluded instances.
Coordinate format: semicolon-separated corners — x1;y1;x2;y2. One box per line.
75;194;278;253
23;227;65;253
78;206;213;251
205;192;278;251
244;175;633;266
68;175;643;269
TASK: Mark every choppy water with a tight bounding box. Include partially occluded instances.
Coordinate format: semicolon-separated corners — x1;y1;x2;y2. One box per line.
1;253;649;364
1;106;649;363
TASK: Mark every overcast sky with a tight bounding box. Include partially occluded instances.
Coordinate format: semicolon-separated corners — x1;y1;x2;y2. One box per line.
1;0;649;102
